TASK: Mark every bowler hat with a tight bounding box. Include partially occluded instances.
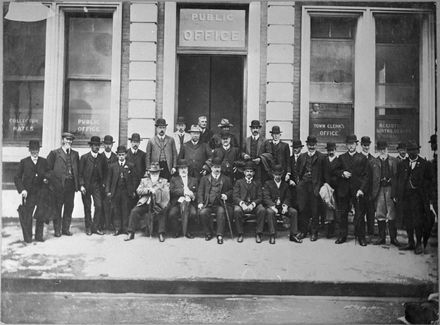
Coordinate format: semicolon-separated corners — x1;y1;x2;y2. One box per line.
189;125;202;133
218;118;233;128
211;157;223;167
270;126;282;134
271;164;284;175
155;118;168;127
176;159;188;168
128;133;141;142
306;135;318;145
397;142;407;150
176;116;186;125
361;136;371;145
376;140;388;150
61;132;75;140
325;142;336;150
88;136;101;146
27;140;41;150
429;134;437;144
346;134;358;143
116;145;127;154
243;161;256;171
249;120;262;128
103;135;115;144
147;162;163;172
220;131;231;139
407;140;421;150
291;140;304;148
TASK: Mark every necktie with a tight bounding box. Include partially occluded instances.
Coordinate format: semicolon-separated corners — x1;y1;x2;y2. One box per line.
66;149;70;155
179;134;184;145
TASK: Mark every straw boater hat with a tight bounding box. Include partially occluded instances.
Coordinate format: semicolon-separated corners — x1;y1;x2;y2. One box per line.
218;118;233;128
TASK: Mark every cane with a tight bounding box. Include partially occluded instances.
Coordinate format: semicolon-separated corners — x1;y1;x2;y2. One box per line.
222;198;234;239
180;200;189;237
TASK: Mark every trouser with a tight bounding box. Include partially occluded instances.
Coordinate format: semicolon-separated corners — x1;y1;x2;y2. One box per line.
168;202;197;235
403;189;427;246
20;192;38;242
234;204;266;234
102;194;113;230
53;179;75;234
112;188;130;232
375;186;396;222
361;194;376;236
266;207;298;236
200;205;232;236
297;181;321;234
159;161;172;181
336;194;366;238
127;204;166;234
81;182;103;231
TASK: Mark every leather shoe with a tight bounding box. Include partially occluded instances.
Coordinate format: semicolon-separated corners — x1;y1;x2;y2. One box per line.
255;233;262;243
399;243;415;251
124;232;135;241
185;233;194;239
62;230;73;236
205;234;212;241
358;237;367;246
373;238;386;245
310;233;318;242
335;237;346;244
217;235;223;245
237;234;244;243
269;235;276;245
54;231;61;237
94;229;104;235
289;234;302;243
390;238;402;247
86;228;92;236
113;230;123;236
296;232;306;240
414;244;423;255
159;233;165;242
35;237;45;242
174;233;180;238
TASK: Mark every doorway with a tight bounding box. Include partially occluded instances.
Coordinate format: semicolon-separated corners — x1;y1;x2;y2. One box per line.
177;55;244;146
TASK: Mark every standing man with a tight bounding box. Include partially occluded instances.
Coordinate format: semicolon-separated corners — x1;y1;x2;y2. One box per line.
287;140;304;221
295;135;325;241
102;135;118;231
179;125;212;181
211;118;239;149
198;115;214;146
395;141;408;230
14;140;49;242
197;157;233;245
428;134;437;235
168;159;198;239
334;135;369;246
263;126;290;179
79;136;106;236
232;161;266;243
106;146;137;236
172;116;191;156
47;132;80;237
242;120;266;182
126;133;146;210
396;142;408;162
145;118;177;181
212;131;241;183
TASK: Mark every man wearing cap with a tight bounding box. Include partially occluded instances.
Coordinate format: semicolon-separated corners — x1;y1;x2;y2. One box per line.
243;120;267;182
360;136;377;240
211;118;239;149
47;132;80;237
197;115;214;146
102;135;118;231
145;118;177;181
370;140;401;247
106;146;137;236
168;159;198;239
263;165;301;244
232;161;266;243
172;116;191;156
212;131;241;183
127;133;146;210
397;141;433;254
125;162;170;242
179;125;212;181
79;136;106;236
295;135;325;241
197;157;233;244
334;134;369;246
263;126;291;179
14;140;49;242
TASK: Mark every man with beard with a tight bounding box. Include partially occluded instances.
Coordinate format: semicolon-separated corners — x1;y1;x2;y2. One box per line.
101;135;118;231
242;120;267;183
197;115;214;146
172;116;191;156
126;133;146;210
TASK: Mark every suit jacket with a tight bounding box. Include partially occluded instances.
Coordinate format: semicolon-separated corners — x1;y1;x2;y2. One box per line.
105;161;137;198
126;149;146;186
212;146;241;178
197;174;233;207
199;128;214;146
169;175;198;205
14;156;48;194
243;136;265;159
289;153;301;184
370;155;398;200
210;132;239;149
179;141;212;178
46;147;80;191
322;156;340;190
361;152;375;197
172;131;191;156
79;152;107;192
262;140;291;174
145;135;178;172
233;178;262;206
296;151;325;196
396;156;432;201
136;176;170;209
102;151;118;184
263;179;291;207
336;152;369;198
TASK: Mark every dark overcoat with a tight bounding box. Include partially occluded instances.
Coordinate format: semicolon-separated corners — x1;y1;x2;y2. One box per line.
169;175;198;205
336;152;369;198
46;147;80;192
79;152;107;192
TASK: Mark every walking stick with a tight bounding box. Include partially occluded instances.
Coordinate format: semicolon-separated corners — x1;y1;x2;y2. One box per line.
222;198;234;239
180;200;189;237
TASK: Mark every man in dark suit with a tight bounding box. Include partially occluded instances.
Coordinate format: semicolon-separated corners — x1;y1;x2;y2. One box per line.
262;126;291;179
359;136;376;240
79;136;106;236
212;131;241;183
47;132;80;237
322;142;340;238
102;135;118;231
126;133;146;210
106;146;137;236
210;118;240;149
197;115;214;146
263;165;301;244
197;157;233;244
287;139;304;217
232;161;266;243
295;135;325;241
168;159;198;239
243;120;267;183
14;140;49;242
334;134;369;246
397;141;433;254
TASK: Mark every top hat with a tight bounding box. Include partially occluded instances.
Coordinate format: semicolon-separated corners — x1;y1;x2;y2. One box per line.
243;161;256;171
27;140;41;150
291;139;304;149
429;134;437;144
88;136;101;146
376;140;388;150
103;135;115;144
325;142;336;150
116;145;127;154
218;118;233;128
61;132;75;140
176;159;189;168
270;126;282;134
176;116;186;125
189;125;202;133
249;120;262;128
220;131;232;139
128;133;141;142
271;164;284;175
211;157;223;167
155;118;168;127
346;134;359;143
306;135;318;145
397;142;407;150
361;136;371;145
147;162;163;172
407;140;421;151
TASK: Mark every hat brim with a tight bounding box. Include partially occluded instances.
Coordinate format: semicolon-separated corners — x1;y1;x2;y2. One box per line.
148;168;163;172
249;125;262;128
103;141;115;144
270;131;281;134
155;124;168;127
88;141;101;145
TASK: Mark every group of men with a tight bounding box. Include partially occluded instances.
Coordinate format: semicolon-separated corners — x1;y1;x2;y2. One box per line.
14;115;437;254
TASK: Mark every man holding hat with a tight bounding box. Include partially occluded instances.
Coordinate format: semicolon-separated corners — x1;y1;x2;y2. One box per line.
295;135;325;241
79;136;106;235
125;162;170;242
172;116;191;156
47;132;80;237
243;120;266;183
334;134;369;246
263;126;291;180
232;161;266;243
212;130;241;183
102;135;118;231
360;136;377;240
146;118;177;181
14;140;49;242
168;159;198;239
197;157;233;244
211;118;239;149
105;146;137;236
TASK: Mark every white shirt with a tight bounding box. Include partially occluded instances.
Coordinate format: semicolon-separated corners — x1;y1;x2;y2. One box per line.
348;151;356;157
62;146;70;154
120;160;126;167
308;150;316;157
274;180;282;188
131;148;137;154
328;155;336;162
252;135;259;141
246;177;253;184
222;145;231;151
181;175;188;187
362;151;369;157
272;140;280;145
31;157;38;165
212;174;220;181
409;157;418;169
91;151;98;159
104;151;112;159
158;135;165;141
294;153;300;161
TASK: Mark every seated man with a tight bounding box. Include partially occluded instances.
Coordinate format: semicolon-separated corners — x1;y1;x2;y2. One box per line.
263;165;302;244
168;159;198;239
197;157;233;245
125;162;170;242
233;161;266;243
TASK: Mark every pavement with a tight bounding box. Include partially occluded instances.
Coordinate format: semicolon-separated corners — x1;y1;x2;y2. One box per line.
1;219;438;297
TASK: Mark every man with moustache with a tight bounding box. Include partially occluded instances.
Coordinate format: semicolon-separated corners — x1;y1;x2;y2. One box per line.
211;118;240;149
79;136;106;235
212;131;241;183
46;132;80;237
145;118;177;181
242;120;267;182
197;115;214;146
101;135;118;231
126;133;146;210
172;116;191;156
262;126;291;179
